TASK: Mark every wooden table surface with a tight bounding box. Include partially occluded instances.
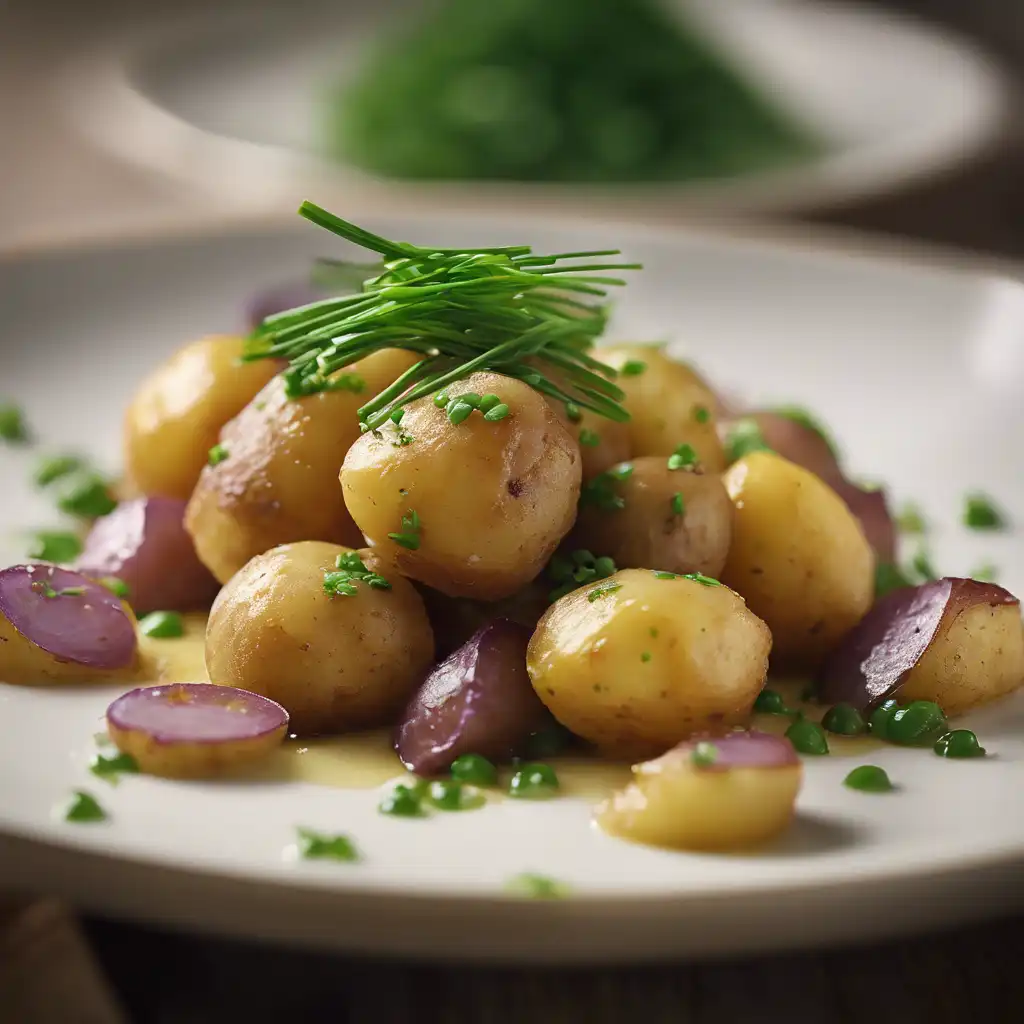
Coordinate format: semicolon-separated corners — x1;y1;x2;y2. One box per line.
2;1;1024;1021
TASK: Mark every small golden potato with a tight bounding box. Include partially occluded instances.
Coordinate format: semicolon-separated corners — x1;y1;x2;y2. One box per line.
596;735;802;851
900;600;1024;716
206;541;434;736
569;409;632;482
526;569;772;758
186;348;417;584
722;451;874;666
598;345;725;470
572;456;732;578
341;372;581;601
124;335;280;500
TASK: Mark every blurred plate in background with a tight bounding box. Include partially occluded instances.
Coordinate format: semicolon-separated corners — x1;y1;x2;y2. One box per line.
62;0;1010;220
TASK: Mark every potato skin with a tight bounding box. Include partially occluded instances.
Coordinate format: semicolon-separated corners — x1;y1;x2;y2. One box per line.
572;456;732;578
569;408;632;482
124;335;280;500
526;569;772;758
341;371;581;601
186;348;417;584
597;757;802;851
598;345;725;470
721;451;874;666
900;600;1024;716
205;541;434;735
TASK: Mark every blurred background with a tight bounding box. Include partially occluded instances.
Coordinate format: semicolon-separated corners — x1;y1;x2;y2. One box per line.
2;0;1023;257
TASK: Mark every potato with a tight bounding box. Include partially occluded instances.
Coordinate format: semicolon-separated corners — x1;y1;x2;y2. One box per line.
820;577;1024;716
598;345;725;470
526;569;771;758
568;408;632;482
124;335;280;500
596;732;802;851
205;541;434;735
186;348;417;584
107;683;288;779
572;455;732;578
722;451;874;666
341;371;581;601
0;565;138;685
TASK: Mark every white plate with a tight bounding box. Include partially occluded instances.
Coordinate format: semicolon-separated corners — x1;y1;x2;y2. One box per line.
1;212;1024;964
62;0;1010;218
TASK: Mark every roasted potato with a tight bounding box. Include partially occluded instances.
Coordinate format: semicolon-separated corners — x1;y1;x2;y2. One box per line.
820;577;1024;716
205;541;434;735
526;569;772;758
186;348;417;584
572;455;732;578
596;731;802;851
722;451;874;666
124;335;280;500
341;371;581;601
598;344;725;470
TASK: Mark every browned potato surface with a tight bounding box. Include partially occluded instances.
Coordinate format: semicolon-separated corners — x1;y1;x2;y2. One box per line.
124;335;280;500
341;372;581;601
186;348;417;584
572;456;732;578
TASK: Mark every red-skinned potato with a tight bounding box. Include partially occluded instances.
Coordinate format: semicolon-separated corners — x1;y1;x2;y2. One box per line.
818;577;1024;716
395;619;554;775
76;497;219;615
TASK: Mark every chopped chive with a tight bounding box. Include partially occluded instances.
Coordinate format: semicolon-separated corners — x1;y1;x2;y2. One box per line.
895;502;926;534
56;473;116;519
875;561;913;597
508;762;559;799
99;576;130;598
843;765;893;792
771;406;838;457
324;553;390;596
690;741;717;768
693;405;710;424
27;530;82;564
89;751;140;783
682;572;720;587
296;827;359;861
971;562;998;583
620;360;647;376
426;779;485;811
653;571;677;580
447;401;474;425
587;582;622;602
640;651;652;663
390;408;405;424
565;403;582;423
667;443;699;471
506;873;568;899
458;392;482;410
578;428;601;447
34;454;84;487
388;509;421;550
483;403;510;422
208;443;229;466
911;548;938;582
724;418;772;463
477;393;502;413
63;790;106;823
963;492;1008;530
671;492;684;516
379;783;426;817
433;391;449;408
138;611;184;639
0;402;28;443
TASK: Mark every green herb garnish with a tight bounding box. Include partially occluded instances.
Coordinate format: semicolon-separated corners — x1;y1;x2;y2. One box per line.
753;689;793;715
671;492;685;516
785;718;829;755
587;582;622;602
450;753;499;787
99;576;130;599
508;762;559;799
27;530;82;564
31;581;86;599
875;562;913;597
63;791;106;823
580;462;633;512
208;443;229;466
56;473;116;520
90;751;140;783
621;360;647;377
138;611;184;639
971;563;998;583
843;765;893;793
772;405;837;456
34;455;84;487
963;492;1008;531
245;203;637;427
667;443;699;471
0;402;29;443
910;548;938;582
693;405;710;424
546;549;617;602
323;551;391;597
505;873;568;899
724;418;773;463
426;779;485;811
379;783;426;817
578;428;601;448
821;703;868;736
690;741;718;767
296;827;360;861
388;509;421;550
895;502;927;534
934;730;986;759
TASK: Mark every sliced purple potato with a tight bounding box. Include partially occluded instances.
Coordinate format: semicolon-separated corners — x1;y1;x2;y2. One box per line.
107;683;288;778
77;497;219;615
818;578;1023;715
832;481;896;565
0;564;137;683
596;730;803;851
395;619;555;775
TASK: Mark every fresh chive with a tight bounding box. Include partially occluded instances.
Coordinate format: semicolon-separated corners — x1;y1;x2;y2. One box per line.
578;428;601;447
895;502;926;534
587;582;622;602
963;492;1008;531
27;530;82;563
208;443;229;466
671;492;684;516
724;418;772;463
34;454;83;487
971;562;998;583
875;561;913;597
89;751;140;783
483;403;510;422
690;742;717;767
388;509;421;550
0;402;29;443
56;473;116;519
447;401;474;425
693;405;710;424
911;548;938;582
505;873;568;899
477;394;502;413
324;552;390;596
640;651;652;663
580;463;632;512
771;405;838;456
99;576;130;598
620;360;647;377
667;443;699;472
565;403;582;423
296;827;359;861
138;611;184;639
63;791;106;823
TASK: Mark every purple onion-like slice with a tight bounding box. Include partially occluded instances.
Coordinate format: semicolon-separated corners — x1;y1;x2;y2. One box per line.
0;564;137;670
818;578;1019;710
653;730;800;772
107;683;288;745
832;480;896;564
77;497;219;615
395;619;553;775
